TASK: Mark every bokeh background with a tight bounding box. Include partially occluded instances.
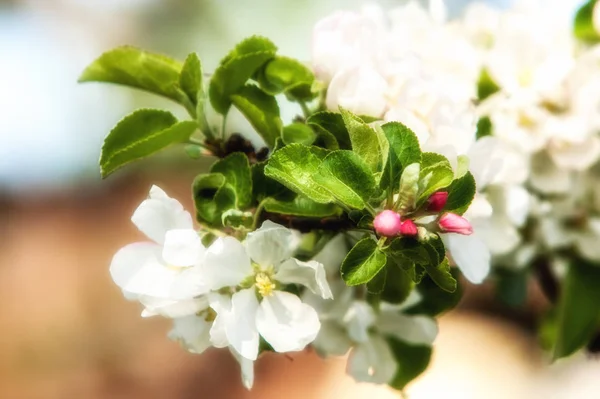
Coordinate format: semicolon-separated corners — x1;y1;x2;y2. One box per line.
2;0;599;398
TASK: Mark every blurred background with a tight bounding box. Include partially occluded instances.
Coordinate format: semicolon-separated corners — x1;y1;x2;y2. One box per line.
2;0;599;398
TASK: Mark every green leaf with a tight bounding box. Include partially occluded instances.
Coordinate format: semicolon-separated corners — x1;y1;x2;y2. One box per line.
477;67;500;101
210;152;253;209
257;56;316;101
340;108;388;177
387;339;432;391
314;150;377;209
444;172;476;215
231;85;282;148
381;122;422;191
341;238;387;286
406;269;462;316
476;116;493;140
367;267;387;294
100;109;197;178
307;111;351;149
264;143;334;203
423;257;457;293
263;196;341;217
496;268;528;308
282;123;316;146
209;36;277;114
252;162;292;201
418;159;454;204
455;155;470;179
192;173;237;226
396;163;420;212
381;262;414;304
222;209;254;229
553;259;600;359
574;0;600;43
79;46;185;103
179;52;202;106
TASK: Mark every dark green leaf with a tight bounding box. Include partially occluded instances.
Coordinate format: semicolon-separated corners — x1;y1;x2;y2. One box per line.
314;150;376;209
341;238;387;286
445;171;476;215
100;109;197;178
406;269;462;316
477;67;500;101
496;268;528;308
381;262;414;304
387;339;432;390
192;173;237;227
307;111;351;149
231;85;282;148
476;116;493;140
553;259;600;359
423;258;457;293
282;123;316;146
263;196;341;217
79;46;185;103
210;152;253;209
209;36;277;114
381;122;422;191
252;162;292;201
264;143;334;203
367;267;387;294
574;0;600;43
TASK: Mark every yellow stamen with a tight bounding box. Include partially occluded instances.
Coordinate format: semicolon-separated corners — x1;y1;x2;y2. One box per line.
255;272;276;297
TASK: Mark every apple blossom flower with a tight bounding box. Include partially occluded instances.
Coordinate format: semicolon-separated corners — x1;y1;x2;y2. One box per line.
426;191;448;212
373;210;402;237
201;221;332;361
439;213;473;235
399;219;418;236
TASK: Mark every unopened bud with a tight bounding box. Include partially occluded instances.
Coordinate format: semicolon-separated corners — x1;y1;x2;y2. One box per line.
438;213;473;235
427;191;448;212
400;219;418;236
373;210;402;237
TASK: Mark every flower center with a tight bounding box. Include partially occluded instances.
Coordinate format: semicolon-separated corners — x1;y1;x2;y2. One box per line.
196;307;217;322
255;272;276;297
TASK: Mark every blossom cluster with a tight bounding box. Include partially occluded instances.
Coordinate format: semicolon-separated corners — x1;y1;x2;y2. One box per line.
313;0;600;270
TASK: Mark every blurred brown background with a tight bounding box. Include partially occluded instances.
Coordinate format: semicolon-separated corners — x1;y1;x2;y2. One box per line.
2;0;599;398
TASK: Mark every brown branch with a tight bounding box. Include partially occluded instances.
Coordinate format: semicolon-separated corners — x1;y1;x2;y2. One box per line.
532;256;559;304
261;212;356;233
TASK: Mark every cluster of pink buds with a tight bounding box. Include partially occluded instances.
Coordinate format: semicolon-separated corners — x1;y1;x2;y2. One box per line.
373;191;473;238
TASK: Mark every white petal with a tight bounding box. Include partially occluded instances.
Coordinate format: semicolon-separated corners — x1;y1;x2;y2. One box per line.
168;315;212;354
256;291;320;353
312;234;350;276
377;312;438;345
343;301;376;343
312;321;352;357
139;296;208;318
161;229;205;267
131;185;193;244
226;289;260;361
208;293;232;348
203;237;252;289
245;221;296;268
441;233;491;284
347;335;397;384
230;349;255;390
274;258;333;299
170;264;213;299
110;242;179;298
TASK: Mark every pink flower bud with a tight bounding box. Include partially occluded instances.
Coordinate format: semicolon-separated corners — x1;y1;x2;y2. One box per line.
438;213;473;235
400;219;418;236
373;210;402;237
427;191;448;212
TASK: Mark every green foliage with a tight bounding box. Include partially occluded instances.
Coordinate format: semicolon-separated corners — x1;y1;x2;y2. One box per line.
341;238;387;286
423;258;456;293
387;339;432;390
192;173;237;227
574;0;600;43
307;111;351;149
381;122;422;192
100;109;197;177
366;267;387;294
211;152;253;209
380;263;414;304
264;143;334;203
444;172;477;215
231;85;282;147
222;209;254;229
476;116;493;139
314;150;377;210
263;196;341;217
282;123;317;146
256;56;316;101
406;269;463;316
179;53;203;107
477;67;501;101
418;153;454;204
395;163;420;212
209;36;277;114
553;259;600;359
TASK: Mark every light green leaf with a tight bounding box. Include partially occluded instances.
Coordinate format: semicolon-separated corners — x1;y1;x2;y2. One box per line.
257;56;316;101
179;52;202;106
340;108;386;176
222;209;254;229
79;46;185;103
264;143;334;203
574;0;600;43
396;163;420;212
553;259;600;359
314;150;376;209
282;123;316;146
231;85;282;147
100;109;197;178
211;152;253;209
263;196;341;217
418;163;454;204
192;173;237;227
387;339;432;391
444;171;476;215
455;155;470;179
381;121;422;191
307;111;351;149
477;67;501;101
476;116;493;140
209;36;277;114
341;238;387;286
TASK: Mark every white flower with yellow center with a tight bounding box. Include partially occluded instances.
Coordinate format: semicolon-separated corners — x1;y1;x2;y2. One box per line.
202;221;332;362
109;185;211;317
